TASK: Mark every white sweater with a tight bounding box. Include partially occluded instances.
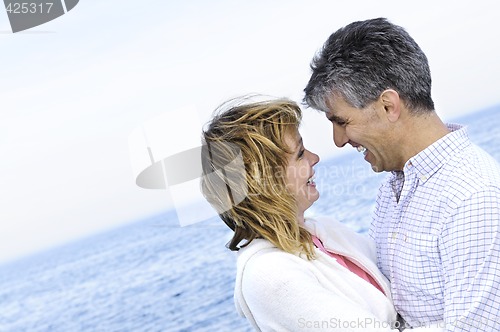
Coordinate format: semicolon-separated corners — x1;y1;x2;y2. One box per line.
234;216;444;331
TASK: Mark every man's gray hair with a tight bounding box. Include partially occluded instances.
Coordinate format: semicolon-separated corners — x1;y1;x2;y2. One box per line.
304;18;434;114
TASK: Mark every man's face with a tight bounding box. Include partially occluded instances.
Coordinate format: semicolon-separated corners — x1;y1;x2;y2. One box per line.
324;95;400;172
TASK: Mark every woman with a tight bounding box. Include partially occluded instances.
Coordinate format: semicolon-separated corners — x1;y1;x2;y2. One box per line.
200;98;437;331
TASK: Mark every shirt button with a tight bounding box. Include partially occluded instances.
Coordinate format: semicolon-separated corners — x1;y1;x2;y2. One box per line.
392;232;397;239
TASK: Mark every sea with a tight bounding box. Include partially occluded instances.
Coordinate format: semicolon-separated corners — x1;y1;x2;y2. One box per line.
1;105;499;332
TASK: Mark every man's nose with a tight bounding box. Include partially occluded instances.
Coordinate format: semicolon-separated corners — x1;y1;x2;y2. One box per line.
333;123;349;147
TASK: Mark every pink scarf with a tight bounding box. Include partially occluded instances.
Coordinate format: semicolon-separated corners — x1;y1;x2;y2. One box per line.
312;235;385;296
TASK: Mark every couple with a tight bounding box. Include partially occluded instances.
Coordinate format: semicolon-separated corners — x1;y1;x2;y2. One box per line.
200;18;500;331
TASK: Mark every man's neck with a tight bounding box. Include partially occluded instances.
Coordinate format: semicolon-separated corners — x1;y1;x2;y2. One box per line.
398;111;450;168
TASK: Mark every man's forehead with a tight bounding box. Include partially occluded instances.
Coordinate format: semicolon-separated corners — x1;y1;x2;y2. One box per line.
325;93;350;111
323;94;362;122
324;98;345;120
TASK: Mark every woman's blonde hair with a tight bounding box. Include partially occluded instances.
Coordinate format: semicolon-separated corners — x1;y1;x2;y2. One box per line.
200;97;315;259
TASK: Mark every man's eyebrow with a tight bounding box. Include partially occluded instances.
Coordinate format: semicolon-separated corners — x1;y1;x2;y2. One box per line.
326;113;345;123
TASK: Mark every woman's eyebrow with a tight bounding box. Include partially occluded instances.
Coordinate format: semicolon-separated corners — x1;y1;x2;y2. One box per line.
295;137;304;156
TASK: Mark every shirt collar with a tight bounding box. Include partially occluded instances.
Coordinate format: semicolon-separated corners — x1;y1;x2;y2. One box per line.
401;123;470;183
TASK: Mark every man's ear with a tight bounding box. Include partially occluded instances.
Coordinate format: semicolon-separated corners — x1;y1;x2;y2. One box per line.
379;89;401;123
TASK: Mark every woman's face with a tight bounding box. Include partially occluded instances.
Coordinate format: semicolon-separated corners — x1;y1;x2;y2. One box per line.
284;129;320;223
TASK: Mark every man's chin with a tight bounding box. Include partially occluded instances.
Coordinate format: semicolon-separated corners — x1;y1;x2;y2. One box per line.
369;162;384;173
371;166;384;173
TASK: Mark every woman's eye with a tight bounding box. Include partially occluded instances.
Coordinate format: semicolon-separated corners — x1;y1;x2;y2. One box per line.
298;149;305;158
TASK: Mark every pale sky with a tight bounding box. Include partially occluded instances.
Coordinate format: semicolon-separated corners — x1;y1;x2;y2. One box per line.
1;0;499;264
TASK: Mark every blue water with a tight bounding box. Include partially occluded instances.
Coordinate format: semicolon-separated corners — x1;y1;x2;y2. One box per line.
1;105;499;332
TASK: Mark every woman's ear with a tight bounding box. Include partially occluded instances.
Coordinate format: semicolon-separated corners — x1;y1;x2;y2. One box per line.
379;89;401;123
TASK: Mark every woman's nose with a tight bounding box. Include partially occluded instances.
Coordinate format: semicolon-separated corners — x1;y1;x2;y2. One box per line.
308;151;320;166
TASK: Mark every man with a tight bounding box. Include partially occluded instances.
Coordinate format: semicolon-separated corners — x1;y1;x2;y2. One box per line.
303;17;500;331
